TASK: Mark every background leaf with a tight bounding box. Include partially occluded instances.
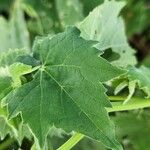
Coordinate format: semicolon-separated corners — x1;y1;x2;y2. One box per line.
113;111;150;150
0;0;30;52
78;0;137;67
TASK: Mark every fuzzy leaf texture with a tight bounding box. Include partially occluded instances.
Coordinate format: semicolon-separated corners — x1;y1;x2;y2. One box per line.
78;0;136;67
4;27;125;150
0;49;28;67
0;49;39;101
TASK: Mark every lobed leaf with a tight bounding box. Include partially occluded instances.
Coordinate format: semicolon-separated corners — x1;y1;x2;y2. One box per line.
4;27;125;149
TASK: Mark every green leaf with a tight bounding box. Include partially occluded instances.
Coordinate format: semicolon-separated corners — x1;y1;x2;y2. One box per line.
128;66;150;98
23;0;61;35
0;0;30;52
0;67;12;100
5;27;125;149
80;0;104;16
9;63;34;88
123;80;136;104
56;0;83;27
0;116;15;140
0;110;32;147
113;111;150;150
114;81;128;95
0;50;33;100
0;49;28;67
121;0;150;36
112;66;150;103
17;123;33;145
78;0;136;67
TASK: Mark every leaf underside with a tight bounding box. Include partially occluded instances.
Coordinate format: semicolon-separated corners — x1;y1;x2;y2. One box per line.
78;0;136;67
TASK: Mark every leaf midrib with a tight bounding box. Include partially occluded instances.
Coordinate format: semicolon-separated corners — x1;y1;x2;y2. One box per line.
43;69;118;149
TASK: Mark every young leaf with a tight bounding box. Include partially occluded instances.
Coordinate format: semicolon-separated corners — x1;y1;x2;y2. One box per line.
123;80;136;104
112;66;150;103
0;50;33;100
114;81;128;95
128;66;150;98
4;27;125;149
0;116;15;140
17;123;33;145
0;67;12;100
9;63;34;88
78;0;136;67
0;49;27;67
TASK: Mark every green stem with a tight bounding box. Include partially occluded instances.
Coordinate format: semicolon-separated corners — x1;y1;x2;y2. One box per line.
57;96;150;150
108;96;126;101
107;97;150;112
57;133;84;150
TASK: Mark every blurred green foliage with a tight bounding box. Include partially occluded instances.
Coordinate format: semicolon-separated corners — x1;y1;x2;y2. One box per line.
0;0;150;149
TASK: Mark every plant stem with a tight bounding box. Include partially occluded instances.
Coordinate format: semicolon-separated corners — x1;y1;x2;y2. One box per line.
57;96;150;150
57;133;84;150
108;96;126;101
107;97;150;112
